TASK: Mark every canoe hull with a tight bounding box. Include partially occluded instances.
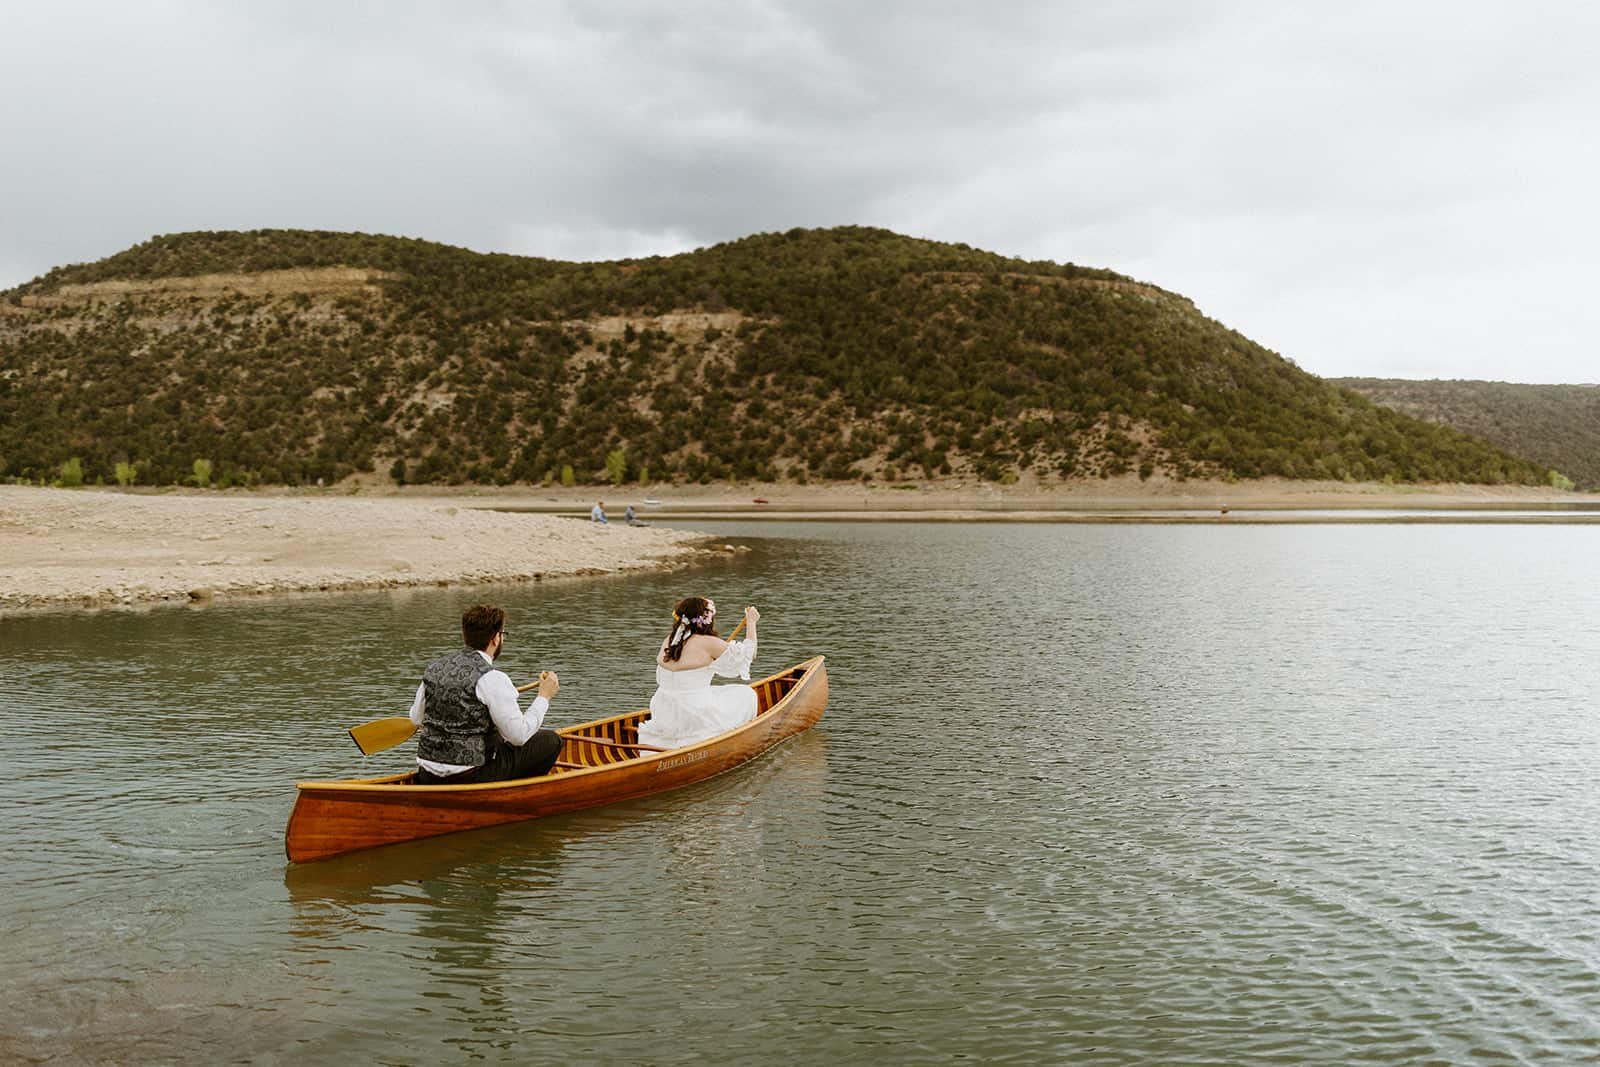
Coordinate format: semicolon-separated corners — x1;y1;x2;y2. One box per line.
285;656;827;862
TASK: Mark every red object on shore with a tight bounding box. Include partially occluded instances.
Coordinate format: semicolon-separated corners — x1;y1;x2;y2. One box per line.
752;498;769;504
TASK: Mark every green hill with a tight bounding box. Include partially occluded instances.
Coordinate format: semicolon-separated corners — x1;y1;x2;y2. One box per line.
1337;378;1600;490
0;226;1549;489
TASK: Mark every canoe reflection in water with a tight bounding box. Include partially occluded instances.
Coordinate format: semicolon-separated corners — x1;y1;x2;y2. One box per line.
285;657;829;863
282;728;830;910
281;726;831;1052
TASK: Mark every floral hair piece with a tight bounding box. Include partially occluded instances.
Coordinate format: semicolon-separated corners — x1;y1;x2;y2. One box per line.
665;599;718;661
672;602;716;628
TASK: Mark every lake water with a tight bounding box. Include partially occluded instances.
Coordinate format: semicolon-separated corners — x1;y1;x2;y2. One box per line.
3;521;1599;1064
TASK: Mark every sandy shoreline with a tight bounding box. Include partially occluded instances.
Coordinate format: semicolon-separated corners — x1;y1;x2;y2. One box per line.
0;486;717;613
2;478;1593;612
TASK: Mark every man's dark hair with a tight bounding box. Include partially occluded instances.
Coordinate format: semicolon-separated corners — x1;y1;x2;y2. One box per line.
461;604;506;651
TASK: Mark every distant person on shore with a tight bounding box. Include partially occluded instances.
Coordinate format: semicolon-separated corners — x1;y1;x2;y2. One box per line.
407;604;563;784
636;598;759;749
591;500;608;523
625;504;638;525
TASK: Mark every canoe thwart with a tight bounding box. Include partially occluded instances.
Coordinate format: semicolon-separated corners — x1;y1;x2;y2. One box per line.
562;735;667;753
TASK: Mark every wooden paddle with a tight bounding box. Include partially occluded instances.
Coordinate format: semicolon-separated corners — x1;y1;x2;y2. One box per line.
347;676;548;756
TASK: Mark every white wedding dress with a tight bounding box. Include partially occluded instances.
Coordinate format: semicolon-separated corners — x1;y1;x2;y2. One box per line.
636;639;758;749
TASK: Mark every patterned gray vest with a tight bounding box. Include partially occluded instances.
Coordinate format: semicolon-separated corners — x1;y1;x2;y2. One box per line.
416;648;497;767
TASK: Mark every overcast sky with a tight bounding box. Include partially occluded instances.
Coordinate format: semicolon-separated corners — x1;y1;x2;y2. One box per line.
3;1;1597;382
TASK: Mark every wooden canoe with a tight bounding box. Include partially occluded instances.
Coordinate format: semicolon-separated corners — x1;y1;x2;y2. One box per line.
285;655;828;863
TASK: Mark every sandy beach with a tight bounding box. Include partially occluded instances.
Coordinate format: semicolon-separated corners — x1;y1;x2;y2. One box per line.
2;477;1592;612
0;486;715;612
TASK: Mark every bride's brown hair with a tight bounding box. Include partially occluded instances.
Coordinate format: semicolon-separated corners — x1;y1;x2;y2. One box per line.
662;596;717;662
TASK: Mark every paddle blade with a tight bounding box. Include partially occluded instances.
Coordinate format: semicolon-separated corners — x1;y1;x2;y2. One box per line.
348;716;418;756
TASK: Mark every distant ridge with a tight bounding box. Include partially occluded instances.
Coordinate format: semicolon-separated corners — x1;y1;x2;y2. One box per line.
1338;378;1599;489
0;226;1550;489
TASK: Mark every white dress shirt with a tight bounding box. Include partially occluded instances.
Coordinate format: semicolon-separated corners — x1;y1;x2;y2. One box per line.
408;650;550;776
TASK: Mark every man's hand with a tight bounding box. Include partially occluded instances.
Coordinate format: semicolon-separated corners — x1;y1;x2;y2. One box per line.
537;670;560;701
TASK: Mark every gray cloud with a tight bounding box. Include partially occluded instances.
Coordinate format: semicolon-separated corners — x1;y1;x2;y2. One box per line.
2;1;1596;382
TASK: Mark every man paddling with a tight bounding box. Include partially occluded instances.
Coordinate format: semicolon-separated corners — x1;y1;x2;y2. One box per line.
406;604;564;784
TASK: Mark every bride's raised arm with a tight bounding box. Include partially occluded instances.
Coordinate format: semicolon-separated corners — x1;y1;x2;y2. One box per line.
711;606;759;679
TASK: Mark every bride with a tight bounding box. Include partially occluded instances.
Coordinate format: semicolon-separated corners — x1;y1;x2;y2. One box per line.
636;597;760;749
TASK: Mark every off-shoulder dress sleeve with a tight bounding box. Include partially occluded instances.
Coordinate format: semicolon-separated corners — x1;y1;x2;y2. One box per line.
710;638;756;680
